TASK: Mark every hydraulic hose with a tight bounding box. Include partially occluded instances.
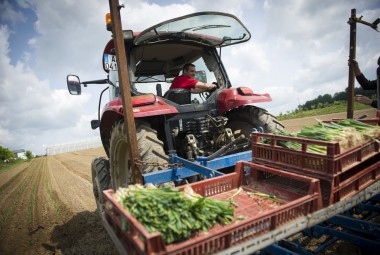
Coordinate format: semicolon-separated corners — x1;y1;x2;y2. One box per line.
206;134;246;161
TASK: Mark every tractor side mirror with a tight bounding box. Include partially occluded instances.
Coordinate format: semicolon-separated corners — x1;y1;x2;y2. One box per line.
67;75;82;95
91;120;100;130
195;70;207;84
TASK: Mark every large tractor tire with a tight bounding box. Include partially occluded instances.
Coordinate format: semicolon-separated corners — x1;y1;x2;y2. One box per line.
225;105;284;137
91;157;110;212
109;121;169;189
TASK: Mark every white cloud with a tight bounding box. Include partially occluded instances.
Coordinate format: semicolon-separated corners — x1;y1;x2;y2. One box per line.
121;2;194;30
0;25;10;66
0;24;92;154
190;0;254;18
251;0;380;115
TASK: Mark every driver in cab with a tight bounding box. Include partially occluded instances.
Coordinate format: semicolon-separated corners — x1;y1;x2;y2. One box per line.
170;63;217;93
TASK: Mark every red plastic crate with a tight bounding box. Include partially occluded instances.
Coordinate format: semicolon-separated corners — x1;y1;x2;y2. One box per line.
329;157;380;204
102;161;322;255
251;132;380;178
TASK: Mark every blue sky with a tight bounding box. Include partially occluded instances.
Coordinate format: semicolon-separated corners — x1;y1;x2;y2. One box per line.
2;1;36;65
0;0;379;155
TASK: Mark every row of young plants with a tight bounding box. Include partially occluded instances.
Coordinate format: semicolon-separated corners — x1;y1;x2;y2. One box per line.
0;157;63;235
45;159;63;216
0;159;42;233
28;161;43;225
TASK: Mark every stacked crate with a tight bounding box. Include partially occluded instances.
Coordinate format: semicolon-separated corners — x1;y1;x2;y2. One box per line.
251;132;380;207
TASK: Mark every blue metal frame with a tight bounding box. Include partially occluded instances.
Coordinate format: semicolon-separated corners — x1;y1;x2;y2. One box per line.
142;150;252;185
312;224;380;249
262;243;301;255
326;215;380;238
263;194;380;254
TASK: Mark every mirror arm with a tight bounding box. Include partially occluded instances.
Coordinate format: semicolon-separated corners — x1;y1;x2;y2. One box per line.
108;79;117;88
98;87;109;122
81;79;109;85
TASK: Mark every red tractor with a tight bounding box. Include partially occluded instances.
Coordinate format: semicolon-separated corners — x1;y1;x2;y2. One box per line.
67;12;283;211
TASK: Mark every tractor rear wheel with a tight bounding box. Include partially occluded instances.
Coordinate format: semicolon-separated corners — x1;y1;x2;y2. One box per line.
109;121;169;189
91;157;110;212
225;105;284;137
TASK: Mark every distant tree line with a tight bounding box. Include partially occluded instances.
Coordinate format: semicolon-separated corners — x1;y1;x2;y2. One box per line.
0;146;14;161
276;87;376;118
300;87;376;111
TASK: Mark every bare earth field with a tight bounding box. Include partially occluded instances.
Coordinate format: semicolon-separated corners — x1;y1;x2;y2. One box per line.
0;148;117;255
0;109;377;255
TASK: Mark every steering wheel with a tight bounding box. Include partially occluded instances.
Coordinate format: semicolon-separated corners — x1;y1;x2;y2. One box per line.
204;82;219;99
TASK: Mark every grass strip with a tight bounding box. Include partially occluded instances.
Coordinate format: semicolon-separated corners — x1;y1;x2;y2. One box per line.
0;159;29;173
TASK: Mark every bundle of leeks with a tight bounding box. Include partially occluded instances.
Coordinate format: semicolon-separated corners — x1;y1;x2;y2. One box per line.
113;184;234;244
270;119;380;154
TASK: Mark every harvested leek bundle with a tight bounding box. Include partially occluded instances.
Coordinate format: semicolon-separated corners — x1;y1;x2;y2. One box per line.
296;123;363;151
113;184;234;244
272;127;331;154
272;119;380;154
337;119;380;139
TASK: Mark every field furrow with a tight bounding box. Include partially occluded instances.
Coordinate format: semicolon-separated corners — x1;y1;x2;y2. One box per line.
0;158;44;253
0;150;116;255
0;160;37;205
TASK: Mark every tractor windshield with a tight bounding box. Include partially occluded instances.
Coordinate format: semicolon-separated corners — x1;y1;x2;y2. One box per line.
104;42;228;103
134;12;251;47
131;46;220;104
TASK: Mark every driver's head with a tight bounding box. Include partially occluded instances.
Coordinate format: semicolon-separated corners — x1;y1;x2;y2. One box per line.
183;63;196;78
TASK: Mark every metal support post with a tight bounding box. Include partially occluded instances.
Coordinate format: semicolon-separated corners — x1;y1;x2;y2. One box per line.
108;0;143;184
377;58;379;110
347;9;357;119
347;9;380;118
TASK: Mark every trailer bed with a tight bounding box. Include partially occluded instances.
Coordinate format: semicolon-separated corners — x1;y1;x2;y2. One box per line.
101;180;380;255
102;161;321;255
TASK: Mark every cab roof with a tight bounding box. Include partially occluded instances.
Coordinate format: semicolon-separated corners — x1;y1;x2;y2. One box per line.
134;12;251;47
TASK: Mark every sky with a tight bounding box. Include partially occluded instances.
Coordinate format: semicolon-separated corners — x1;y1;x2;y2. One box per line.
0;0;379;155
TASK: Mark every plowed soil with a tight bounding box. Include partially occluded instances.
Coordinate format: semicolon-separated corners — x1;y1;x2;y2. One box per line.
0;148;117;255
0;109;377;255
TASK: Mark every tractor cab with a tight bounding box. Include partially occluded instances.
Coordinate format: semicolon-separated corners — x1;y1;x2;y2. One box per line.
102;12;251;105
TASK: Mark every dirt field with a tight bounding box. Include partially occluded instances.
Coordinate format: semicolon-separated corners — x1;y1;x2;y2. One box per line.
0;148;119;255
0;109;377;255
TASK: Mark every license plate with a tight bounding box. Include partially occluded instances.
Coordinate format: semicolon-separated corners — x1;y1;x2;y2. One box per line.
104;54;118;71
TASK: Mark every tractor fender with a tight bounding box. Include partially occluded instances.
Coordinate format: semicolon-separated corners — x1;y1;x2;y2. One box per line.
99;96;178;156
217;88;272;113
103;95;178;117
